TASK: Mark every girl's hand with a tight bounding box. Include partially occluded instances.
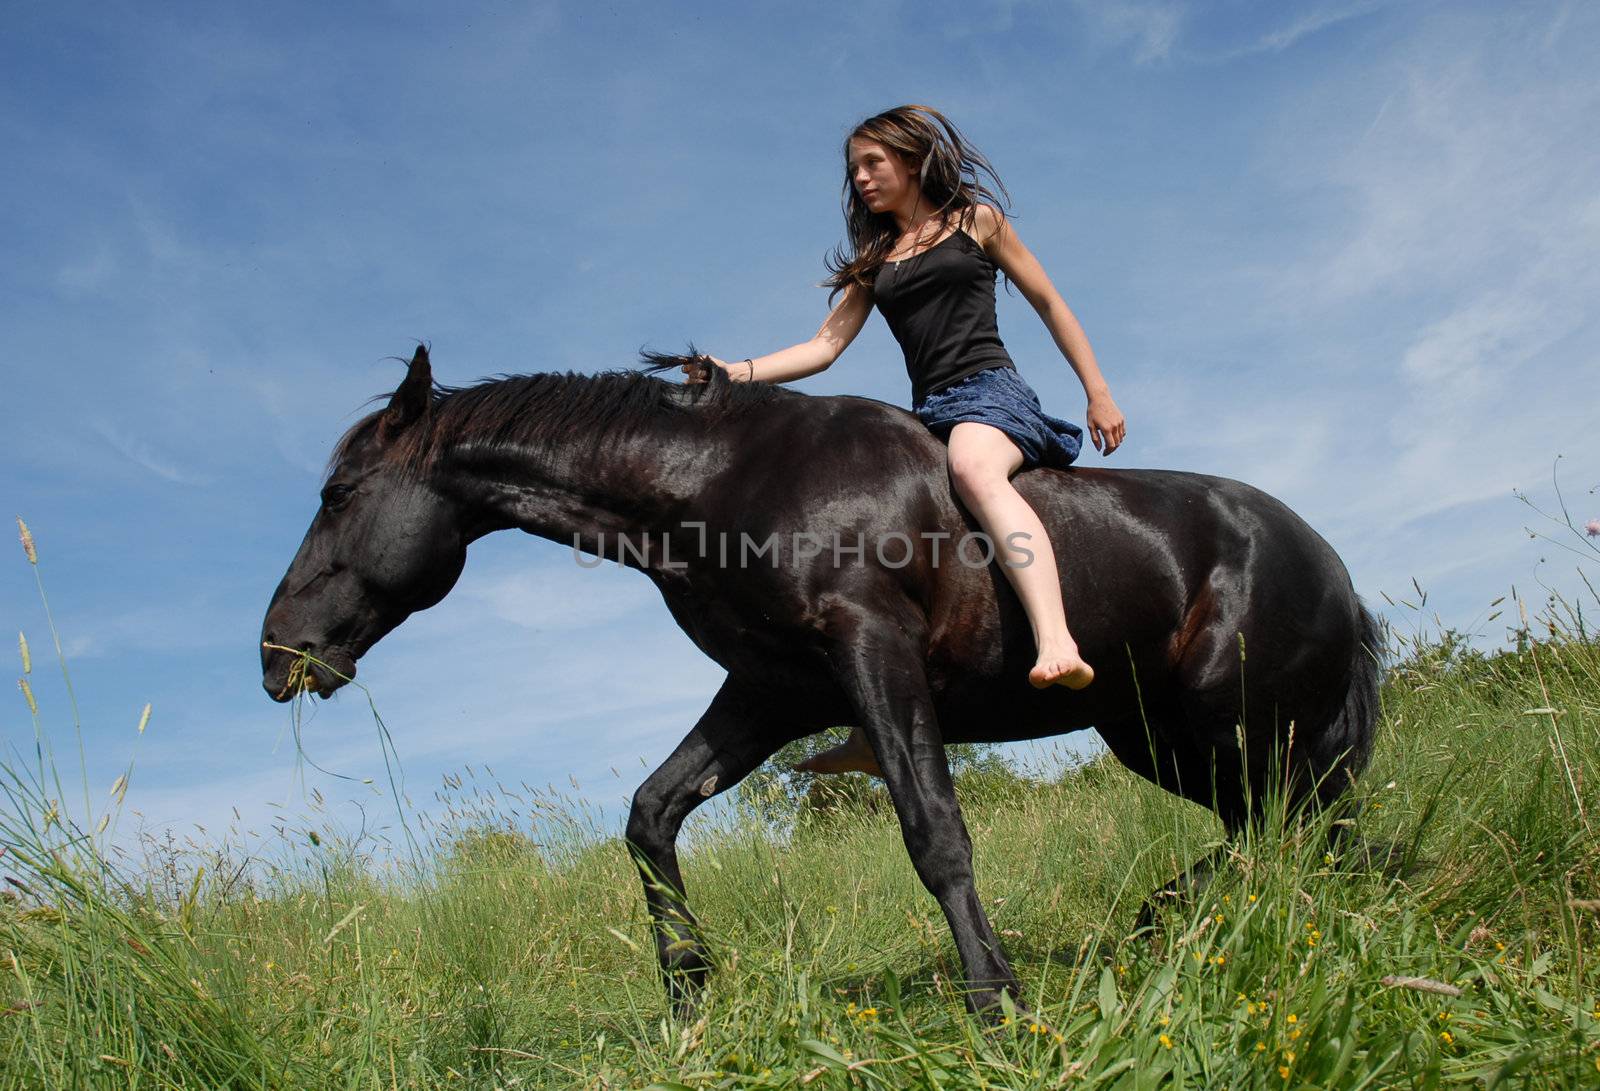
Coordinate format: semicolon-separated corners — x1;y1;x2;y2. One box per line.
682;355;735;384
1086;394;1126;456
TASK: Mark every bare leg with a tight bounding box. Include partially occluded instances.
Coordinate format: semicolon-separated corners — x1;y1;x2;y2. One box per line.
802;424;1091;778
947;422;1092;690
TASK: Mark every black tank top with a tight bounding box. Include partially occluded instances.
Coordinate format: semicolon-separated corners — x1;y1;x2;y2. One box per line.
872;228;1015;405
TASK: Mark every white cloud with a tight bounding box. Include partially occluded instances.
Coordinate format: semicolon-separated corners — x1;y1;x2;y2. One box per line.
1249;1;1388;54
1237;6;1600;530
90;418;213;486
55;243;119;294
1067;0;1185;64
1066;0;1391;66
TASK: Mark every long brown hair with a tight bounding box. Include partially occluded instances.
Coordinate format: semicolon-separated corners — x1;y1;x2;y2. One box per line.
824;105;1011;300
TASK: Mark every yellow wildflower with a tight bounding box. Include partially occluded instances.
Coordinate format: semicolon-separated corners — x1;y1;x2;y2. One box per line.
1159;1034;1173;1049
1287;1014;1297;1025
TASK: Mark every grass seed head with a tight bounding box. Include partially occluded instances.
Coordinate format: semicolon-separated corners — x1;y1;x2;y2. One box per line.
16;518;36;564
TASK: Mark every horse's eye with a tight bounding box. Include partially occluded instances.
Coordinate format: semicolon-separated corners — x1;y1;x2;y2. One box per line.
322;483;354;509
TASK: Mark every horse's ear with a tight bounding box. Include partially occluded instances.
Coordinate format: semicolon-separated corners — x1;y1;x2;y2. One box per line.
382;345;432;435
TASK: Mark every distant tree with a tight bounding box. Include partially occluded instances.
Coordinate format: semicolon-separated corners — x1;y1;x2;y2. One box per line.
736;728;1020;829
440;826;541;875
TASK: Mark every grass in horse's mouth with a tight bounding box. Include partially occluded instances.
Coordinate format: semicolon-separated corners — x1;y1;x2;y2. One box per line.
262;641;420;853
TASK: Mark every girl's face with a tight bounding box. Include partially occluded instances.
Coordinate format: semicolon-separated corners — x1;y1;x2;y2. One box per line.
848;137;920;218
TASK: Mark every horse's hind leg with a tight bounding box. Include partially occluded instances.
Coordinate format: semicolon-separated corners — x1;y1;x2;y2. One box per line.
1095;710;1250;931
625;679;807;1013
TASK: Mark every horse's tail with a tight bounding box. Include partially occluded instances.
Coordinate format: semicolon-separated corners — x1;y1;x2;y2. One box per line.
1307;602;1385;809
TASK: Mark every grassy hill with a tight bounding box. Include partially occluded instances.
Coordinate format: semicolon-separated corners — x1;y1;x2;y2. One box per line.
4;579;1598;1087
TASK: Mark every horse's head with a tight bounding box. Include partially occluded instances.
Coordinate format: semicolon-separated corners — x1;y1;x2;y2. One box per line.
260;346;469;701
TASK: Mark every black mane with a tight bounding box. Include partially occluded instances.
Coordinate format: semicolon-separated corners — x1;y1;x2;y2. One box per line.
330;355;792;477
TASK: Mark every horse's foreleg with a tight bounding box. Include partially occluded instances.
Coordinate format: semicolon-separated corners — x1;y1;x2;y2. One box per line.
625;679;795;1014
827;621;1020;1015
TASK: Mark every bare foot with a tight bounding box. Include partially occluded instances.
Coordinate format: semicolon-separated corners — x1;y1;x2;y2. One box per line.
1029;649;1094;690
795;731;882;777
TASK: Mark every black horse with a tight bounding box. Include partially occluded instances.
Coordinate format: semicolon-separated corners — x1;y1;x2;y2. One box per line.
261;345;1380;1014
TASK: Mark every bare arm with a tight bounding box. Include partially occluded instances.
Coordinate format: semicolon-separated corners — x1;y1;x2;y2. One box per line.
970;206;1127;456
683;283;873;385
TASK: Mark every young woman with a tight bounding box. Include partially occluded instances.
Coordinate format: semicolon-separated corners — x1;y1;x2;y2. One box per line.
684;104;1125;776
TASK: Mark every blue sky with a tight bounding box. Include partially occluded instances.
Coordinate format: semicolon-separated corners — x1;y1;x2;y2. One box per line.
4;0;1597;851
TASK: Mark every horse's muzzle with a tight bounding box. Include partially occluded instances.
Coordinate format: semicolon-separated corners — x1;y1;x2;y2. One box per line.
260;642;356;702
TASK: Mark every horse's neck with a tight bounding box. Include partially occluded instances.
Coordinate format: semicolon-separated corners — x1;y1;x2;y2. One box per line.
451;422;709;560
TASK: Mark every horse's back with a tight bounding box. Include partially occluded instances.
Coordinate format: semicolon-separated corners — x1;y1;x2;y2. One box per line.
923;464;1366;743
714;391;1366;736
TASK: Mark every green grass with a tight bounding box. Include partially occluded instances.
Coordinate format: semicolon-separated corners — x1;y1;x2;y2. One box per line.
4;548;1599;1087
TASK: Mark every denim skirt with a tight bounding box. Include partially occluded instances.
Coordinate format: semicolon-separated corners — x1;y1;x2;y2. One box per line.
914;366;1084;470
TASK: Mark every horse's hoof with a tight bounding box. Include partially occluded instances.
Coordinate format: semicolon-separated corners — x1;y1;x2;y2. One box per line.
669;990;705;1022
661;945;713;1017
1077;935;1117;967
1132;888;1182;936
665;973;708;1020
966;984;1027;1025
